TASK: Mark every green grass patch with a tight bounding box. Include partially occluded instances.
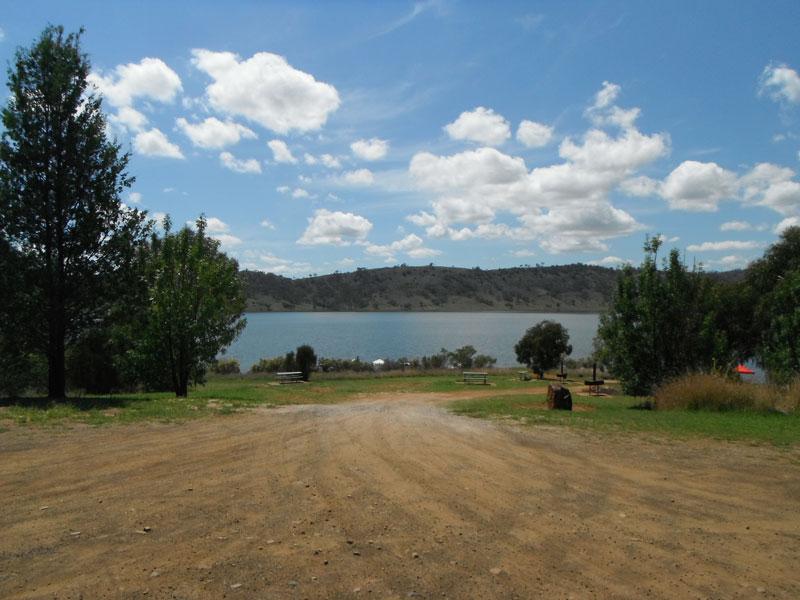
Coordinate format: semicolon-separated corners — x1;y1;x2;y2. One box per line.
450;393;800;446
0;370;545;428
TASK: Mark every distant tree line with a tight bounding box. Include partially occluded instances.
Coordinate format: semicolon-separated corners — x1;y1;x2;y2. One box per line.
0;27;244;399
243;345;498;375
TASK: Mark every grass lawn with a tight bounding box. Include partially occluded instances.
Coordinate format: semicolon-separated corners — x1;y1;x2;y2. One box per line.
450;392;800;446
0;370;546;427
2;372;798;447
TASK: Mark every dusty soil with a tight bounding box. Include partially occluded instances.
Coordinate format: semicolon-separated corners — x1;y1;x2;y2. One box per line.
1;392;799;599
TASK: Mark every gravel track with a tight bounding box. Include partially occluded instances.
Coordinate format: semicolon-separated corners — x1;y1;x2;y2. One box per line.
2;392;798;599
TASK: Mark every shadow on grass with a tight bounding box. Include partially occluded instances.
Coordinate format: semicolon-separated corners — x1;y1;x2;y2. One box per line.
0;395;139;411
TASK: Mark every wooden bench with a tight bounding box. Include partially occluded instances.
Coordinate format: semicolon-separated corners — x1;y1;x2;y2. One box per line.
276;371;303;384
518;370;532;381
583;379;605;395
463;371;488;385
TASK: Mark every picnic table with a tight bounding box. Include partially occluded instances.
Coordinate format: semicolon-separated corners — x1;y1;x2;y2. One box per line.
463;371;488;385
276;371;303;384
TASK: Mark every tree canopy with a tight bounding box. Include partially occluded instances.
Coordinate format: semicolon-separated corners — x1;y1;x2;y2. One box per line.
515;320;572;374
596;236;739;395
746;227;800;382
128;217;245;397
0;26;148;399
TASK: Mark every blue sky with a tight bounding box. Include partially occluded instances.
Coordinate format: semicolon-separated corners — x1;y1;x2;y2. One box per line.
3;1;800;275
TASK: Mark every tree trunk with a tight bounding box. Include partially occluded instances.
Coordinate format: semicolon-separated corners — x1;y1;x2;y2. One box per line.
176;371;188;397
47;307;66;400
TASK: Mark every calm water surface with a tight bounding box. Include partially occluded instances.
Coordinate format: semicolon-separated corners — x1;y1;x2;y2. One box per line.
224;312;600;371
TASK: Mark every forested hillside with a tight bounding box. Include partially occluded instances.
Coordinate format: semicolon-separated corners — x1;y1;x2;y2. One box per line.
240;264;623;312
241;264;746;313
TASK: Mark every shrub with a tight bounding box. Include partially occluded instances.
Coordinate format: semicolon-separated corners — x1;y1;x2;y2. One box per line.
449;345;477;368
0;348;46;398
251;356;284;373
295;344;317;381
473;354;497;369
784;377;800;413
282;351;297;372
654;373;774;412
211;358;240;375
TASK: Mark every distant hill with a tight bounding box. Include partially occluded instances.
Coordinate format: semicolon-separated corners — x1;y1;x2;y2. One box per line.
240;264;746;313
241;264;621;312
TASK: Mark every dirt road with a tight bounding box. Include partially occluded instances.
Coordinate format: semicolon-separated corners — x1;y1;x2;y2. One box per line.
2;392;799;599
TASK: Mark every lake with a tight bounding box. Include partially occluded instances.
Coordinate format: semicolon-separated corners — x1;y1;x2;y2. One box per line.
224;312;600;371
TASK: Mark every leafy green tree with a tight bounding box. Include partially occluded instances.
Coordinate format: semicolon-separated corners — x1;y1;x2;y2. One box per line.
758;270;800;382
295;345;317;381
0;26;148;399
282;351;297;372
473;354;497;369
515;320;572;376
746;227;800;382
597;236;737;395
130;216;245;396
449;345;477;369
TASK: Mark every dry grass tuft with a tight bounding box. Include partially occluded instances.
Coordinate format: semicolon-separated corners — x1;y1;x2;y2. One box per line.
784;378;800;413
654;373;787;412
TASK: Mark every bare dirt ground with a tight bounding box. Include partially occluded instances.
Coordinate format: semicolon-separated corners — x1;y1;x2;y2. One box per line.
2;391;799;599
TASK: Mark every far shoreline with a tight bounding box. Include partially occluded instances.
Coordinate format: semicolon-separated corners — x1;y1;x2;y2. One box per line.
243;308;605;315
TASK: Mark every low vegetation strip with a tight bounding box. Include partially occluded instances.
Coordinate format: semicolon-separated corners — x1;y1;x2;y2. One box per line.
0;372;546;427
3;371;799;447
450;393;800;446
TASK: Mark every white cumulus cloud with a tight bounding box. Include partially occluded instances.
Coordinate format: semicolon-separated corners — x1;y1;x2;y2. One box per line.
219;151;262;174
205;217;230;233
444;106;511;146
191;49;340;134
176;117;256;149
365;234;440;261
298;209;373;246
212;233;243;247
342;168;375;186
407;83;668;253
134;128;184;159
720;220;752;231
775;216;800;234
516;120;554;148
620;175;659;197
351;138;389;160
242;253;311;276
588;256;632;266
659;161;737;211
686;240;761;252
268;139;298;164
186;217;241;247
740;162;800;215
89;57;182;108
759;63;800;104
321;154;342;169
111;106;148;132
510;249;536;258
